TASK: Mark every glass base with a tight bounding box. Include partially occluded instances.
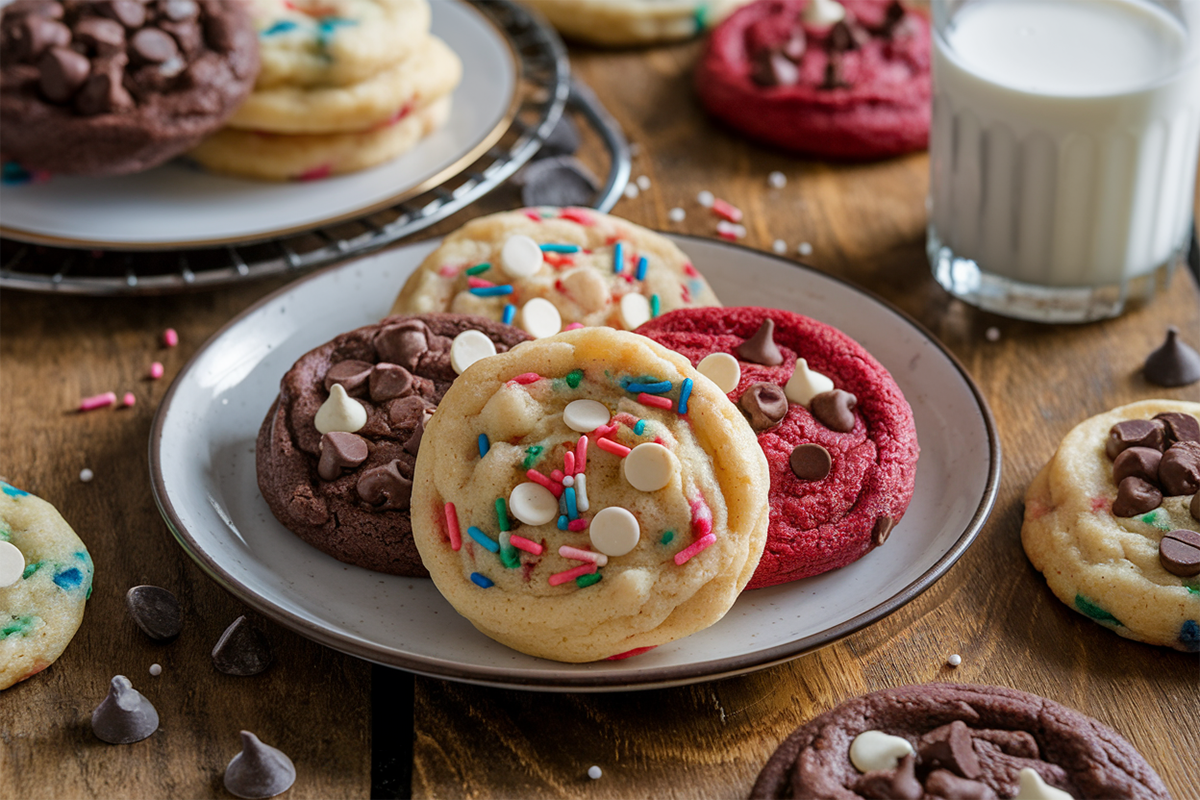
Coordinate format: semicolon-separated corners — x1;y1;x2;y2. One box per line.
928;225;1182;323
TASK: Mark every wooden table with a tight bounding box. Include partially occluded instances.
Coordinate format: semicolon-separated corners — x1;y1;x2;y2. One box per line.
3;33;1198;800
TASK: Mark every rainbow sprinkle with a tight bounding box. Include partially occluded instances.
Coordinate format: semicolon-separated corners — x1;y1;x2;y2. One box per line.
513;373;542;384
468;526;499;553
674;533;716;565
567;519;588;532
613;242;624;273
559;545;607;566
549;562;596;586
541;243;580;253
469;284;514;297
650;294;660;317
470;573;494;588
526;468;563;497
478;434;490;457
503;304;516;324
637;393;673;410
576;572;603;588
444;503;462;551
634;419;646;435
596;438;630;457
626;380;671;394
466;262;491;275
510;535;543;555
678;379;693;414
635;256;648;281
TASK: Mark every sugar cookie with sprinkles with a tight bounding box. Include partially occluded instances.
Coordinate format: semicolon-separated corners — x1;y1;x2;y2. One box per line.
1022;400;1200;652
637;307;918;588
409;327;770;662
519;0;755;47
389;208;722;337
1;481;94;690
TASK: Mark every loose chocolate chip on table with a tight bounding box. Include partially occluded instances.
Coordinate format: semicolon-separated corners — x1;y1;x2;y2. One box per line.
736;319;783;365
811;389;857;432
37;46;90;103
1105;418;1166;459
224;731;296;800
739;382;789;430
1143;327;1200;387
1112;446;1161;485
520;156;599;208
789;443;832;481
1112;476;1162;517
323;359;373;395
1154;411;1200;445
1158;441;1200;496
1159;529;1200;578
317;431;369;481
92;675;159;744
212;616;273;676
125;584;182;642
872;516;895;545
368;363;414;402
357;460;412;510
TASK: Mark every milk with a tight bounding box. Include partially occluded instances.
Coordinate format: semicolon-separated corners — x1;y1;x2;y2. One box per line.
928;0;1200;303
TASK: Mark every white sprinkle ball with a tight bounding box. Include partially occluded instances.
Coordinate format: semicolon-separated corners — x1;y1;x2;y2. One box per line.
587;766;603;780
768;171;787;188
947;654;962;667
668;207;686;222
772;239;787;254
636;175;651;191
628;142;642;157
797;242;813;256
149;663;163;676
623;183;639;199
562;475;575;487
985;327;1001;342
697;190;714;207
79;468;94;483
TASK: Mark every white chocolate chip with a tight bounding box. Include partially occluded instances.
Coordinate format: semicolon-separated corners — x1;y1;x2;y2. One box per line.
314;383;367;434
618;293;651;330
849;730;915;774
696;352;741;394
575;473;589;512
560;268;608;313
509;482;559;526
563;399;611;433
518;297;562;339
0;540;25;588
1015;768;1074;800
450;329;497;375
803;0;846;25
499;234;543;278
784;358;834;406
623;443;676;492
589;507;640;557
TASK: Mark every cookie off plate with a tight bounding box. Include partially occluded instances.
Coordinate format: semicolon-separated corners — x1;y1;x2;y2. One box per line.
150;235;999;691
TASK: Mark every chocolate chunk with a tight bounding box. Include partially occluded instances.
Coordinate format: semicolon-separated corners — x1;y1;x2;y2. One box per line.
357;460;412;511
387;395;429;429
853;754;921;800
131;27;179;64
74;65;134;115
1159;529;1200;578
1112;446;1161;485
125;584;182;642
736;319;783;365
828;20;859;53
1106;419;1166;459
37;46;90;103
1154;412;1200;445
368;363;414;402
212;616;273;676
1191;490;1200;521
739;382;789;430
924;770;998;800
317;431;368;481
375;320;429;370
12;15;70;62
790;443;832;481
403;413;425;456
224;731;296;800
520;156;599;208
1143;327;1200;387
323;359;373;395
751;49;800;87
811;389;857;432
1159;441;1200;496
872;516;895;545
1112;476;1162;517
918;721;982;779
92;675;160;744
97;0;149;29
74;17;126;57
159;0;200;22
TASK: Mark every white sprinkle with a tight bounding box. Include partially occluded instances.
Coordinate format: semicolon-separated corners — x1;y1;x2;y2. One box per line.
768;171;787;188
587;766;602;780
772;239;787;254
628;142;642;157
697;190;714;207
668;207;686;222
636;175;651;191
947;654;962;667
79;468;94;483
797;242;813;256
623;183;639;199
985;327;1001;342
149;663;162;676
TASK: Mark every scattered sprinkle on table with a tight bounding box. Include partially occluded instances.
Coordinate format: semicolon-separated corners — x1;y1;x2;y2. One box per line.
149;663;162;676
985;327;1001;342
797;242;813;256
668;207;685;222
79;392;116;412
587;766;603;780
149;362;164;380
947;653;962;667
772;239;786;254
697;190;714;207
623;183;639;199
636;175;651;191
79;468;94;483
768;170;786;188
122;393;136;407
162;328;179;348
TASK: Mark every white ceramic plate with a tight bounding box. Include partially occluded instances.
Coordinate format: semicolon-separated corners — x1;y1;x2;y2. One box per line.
151;235;1000;692
0;1;516;249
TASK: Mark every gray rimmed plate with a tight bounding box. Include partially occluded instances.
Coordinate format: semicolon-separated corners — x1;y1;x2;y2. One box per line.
150;234;1000;691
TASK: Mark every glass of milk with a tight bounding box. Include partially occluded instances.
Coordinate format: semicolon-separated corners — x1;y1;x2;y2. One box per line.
927;0;1200;322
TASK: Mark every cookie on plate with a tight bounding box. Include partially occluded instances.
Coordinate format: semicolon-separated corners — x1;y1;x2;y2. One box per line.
637;307;918;588
410;328;770;662
750;683;1170;799
1;481;95;691
695;0;931;159
390;207;722;336
1021;400;1200;652
256;314;532;577
520;0;754;47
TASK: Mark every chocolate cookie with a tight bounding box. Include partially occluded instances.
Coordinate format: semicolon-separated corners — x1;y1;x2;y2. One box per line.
255;314;531;577
0;0;259;176
751;684;1170;799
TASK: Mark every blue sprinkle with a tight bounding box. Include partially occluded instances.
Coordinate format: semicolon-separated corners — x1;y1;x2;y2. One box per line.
502;303;516;324
557;515;569;531
2;163;33;185
540;243;580;253
262;20;299;35
470;285;514;297
1181;620;1200;652
1;483;28;498
635;256;648;281
634;419;646;435
678;378;693;415
53;567;82;590
470;572;494;588
478;434;490;458
565;487;578;520
467;526;499;553
613;241;624;273
625;380;672;394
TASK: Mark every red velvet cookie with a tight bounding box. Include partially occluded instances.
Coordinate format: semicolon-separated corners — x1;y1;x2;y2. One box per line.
695;0;930;159
636;306;917;588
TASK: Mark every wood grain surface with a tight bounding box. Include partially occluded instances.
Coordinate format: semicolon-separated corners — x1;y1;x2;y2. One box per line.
2;21;1199;800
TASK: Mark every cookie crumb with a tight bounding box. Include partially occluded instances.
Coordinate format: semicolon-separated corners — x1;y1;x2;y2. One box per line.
79;468;94;483
985;327;1000;342
668;207;685;222
636;175;651;191
797;242;813;257
697;190;714;207
768;171;787;188
772;239;787;254
149;663;162;677
623;183;640;199
947;653;962;667
587;766;602;780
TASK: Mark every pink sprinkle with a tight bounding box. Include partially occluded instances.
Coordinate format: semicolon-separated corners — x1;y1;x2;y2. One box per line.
468;276;495;289
122;393;136;407
637;393;673;410
593;422;618;438
162;328;179;348
596;438;630;458
526;469;564;498
444;503;462;551
559;545;606;565
296;163;333;181
563;323;584;331
149;362;164;380
563;451;575;475
524;209;541;222
606;645;657;661
438;263;460;277
550;469;565;483
1089;496;1109;512
575;436;588;473
559;208;593;225
79;392;117;412
681;284;692;303
683;262;698;277
691;497;713;538
711;198;743;223
512;372;542;384
717;228;739;242
674;533;717;565
509;535;543;555
549;562;596;586
567;519;589;532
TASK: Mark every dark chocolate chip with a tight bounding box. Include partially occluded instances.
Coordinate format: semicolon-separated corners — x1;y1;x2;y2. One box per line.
1112;476;1162;517
357;460;412;511
387;395;429;429
828;20;859;52
1106;419;1166;459
973;729;1040;759
97;0;149;29
1154;412;1200;445
853;754;921;800
403;413;426;456
368;363;414;402
1159;529;1200;578
1143;327;1200;387
159;19;202;57
224;731;296;800
92;675;159;744
782;28;806;61
918;721;982;779
789;443;832;481
924;770;998;800
125;584;182;642
74;64;134;115
130;27;178;64
317;432;369;481
13;15;70;61
1112;446;1162;485
820;58;850;90
520;156;599;208
212;616;273;676
751;49;799;87
811;389;857;432
159;0;200;22
7;1;64;21
375;320;429;371
533;113;580;159
1159;441;1200;496
37;46;90;103
735;319;783;366
872;516;895;545
323;359;373;395
739;382;789;430
74;17;126;56
1191;490;1200;522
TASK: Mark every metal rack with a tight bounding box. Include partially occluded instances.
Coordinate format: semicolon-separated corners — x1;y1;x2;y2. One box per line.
0;1;630;295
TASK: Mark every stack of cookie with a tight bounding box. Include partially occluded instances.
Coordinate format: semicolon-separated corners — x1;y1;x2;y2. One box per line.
190;0;461;181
